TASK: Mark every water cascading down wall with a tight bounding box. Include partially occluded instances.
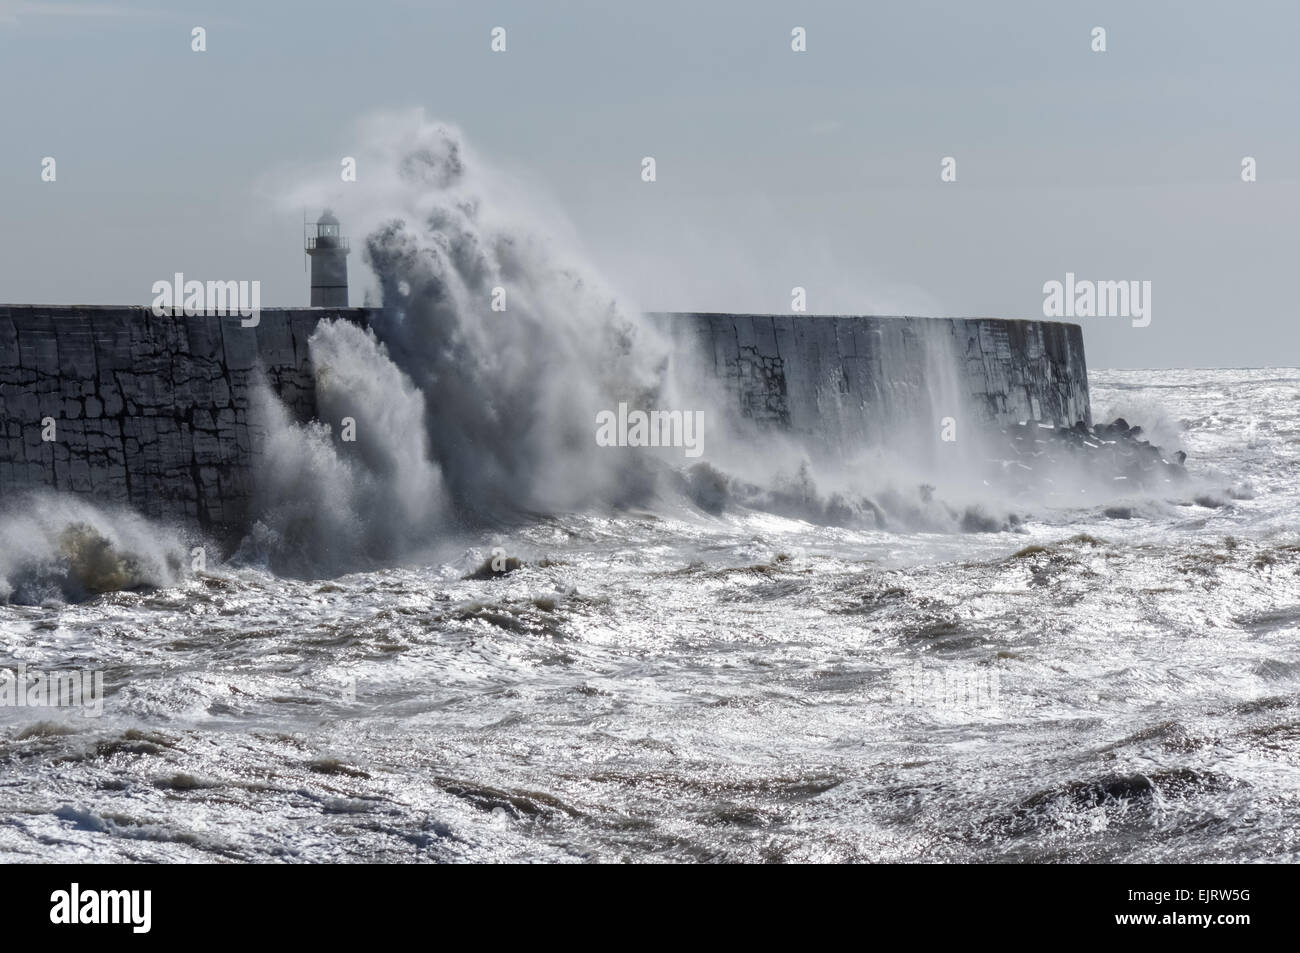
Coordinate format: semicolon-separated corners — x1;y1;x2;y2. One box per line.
652;313;1090;449
0;305;1090;532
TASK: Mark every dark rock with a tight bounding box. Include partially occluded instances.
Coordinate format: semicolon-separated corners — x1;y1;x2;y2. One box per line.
465;554;525;579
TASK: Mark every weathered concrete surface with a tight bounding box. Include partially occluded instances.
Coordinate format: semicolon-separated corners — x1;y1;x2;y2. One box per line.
0;305;372;531
651;314;1091;448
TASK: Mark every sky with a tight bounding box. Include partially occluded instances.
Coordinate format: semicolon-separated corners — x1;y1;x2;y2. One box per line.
1;0;1296;368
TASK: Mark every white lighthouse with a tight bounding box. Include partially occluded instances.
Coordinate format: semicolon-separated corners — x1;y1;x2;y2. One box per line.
305;209;349;307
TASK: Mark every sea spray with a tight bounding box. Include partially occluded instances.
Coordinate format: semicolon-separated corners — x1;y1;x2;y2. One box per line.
247;109;1191;566
278;110;680;525
311;319;444;534
237;323;445;576
266;111;1011;551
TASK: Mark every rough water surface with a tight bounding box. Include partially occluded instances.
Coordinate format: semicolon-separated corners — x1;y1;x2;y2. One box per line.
1;368;1297;863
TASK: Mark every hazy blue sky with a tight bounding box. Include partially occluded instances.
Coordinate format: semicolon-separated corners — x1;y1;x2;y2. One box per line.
2;0;1296;368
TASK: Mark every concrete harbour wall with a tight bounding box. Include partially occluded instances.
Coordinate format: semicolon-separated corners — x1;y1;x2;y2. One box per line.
1;306;1091;530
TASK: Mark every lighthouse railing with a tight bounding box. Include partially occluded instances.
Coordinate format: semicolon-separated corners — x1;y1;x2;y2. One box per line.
305;236;350;251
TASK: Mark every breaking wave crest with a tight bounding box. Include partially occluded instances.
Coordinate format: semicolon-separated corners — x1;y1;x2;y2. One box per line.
294;110;676;513
0;492;190;604
247;111;698;573
235;322;447;576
